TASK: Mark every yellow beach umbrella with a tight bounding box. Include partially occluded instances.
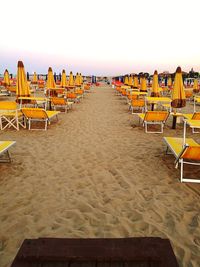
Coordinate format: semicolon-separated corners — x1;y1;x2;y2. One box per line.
151;70;160;97
128;75;133;86
60;69;67;87
140;76;147;92
167;76;172;87
171;67;186;108
124;76;129;85
193;79;199;93
3;69;10;87
46;67;56;88
32;72;38;84
80;73;83;84
133;75;139;88
69;71;74;86
16;61;31;98
75;72;80;86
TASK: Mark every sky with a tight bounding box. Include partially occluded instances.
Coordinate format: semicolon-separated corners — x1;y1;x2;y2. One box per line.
0;0;199;76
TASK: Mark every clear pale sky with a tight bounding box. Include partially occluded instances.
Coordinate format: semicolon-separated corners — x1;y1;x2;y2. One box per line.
0;0;199;76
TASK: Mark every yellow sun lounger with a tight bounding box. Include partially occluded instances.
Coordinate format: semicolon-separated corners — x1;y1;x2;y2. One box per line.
183;113;200;133
21;108;60;130
51;97;73;112
137;111;169;133
0;141;16;162
0;101;25;131
163;137;200;183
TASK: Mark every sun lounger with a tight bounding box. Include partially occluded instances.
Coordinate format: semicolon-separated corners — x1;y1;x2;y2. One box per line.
21;108;60;130
137;111;169;133
163;137;200;183
0;101;25;131
51;97;73;112
0;141;16;162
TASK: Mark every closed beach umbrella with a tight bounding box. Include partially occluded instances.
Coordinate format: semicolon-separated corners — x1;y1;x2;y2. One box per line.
193;78;199;93
69;71;74;86
171;67;186;109
128;75;133;86
16;61;31;98
151;70;160;97
133;75;139;88
60;69;67;87
32;72;38;83
3;69;10;87
124;76;129;85
75;72;80;86
46;67;56;88
80;73;83;84
167;76;172;87
140;76;147;92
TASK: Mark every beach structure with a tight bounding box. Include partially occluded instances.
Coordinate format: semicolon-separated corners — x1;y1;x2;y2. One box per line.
16;61;31;99
151;70;160;97
60;69;67;87
69;71;74;86
3;69;10;87
46;67;56;89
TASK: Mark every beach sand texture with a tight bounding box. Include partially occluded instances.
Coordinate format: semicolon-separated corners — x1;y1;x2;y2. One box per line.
0;85;200;267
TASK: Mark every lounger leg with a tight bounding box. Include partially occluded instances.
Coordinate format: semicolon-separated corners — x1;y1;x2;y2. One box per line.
45;120;48;130
180;159;184;183
28;120;31;130
0;150;11;163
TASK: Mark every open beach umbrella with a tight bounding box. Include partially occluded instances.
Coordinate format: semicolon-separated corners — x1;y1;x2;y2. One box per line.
133;75;139;88
140;76;147;92
193;78;199;93
32;72;38;84
3;69;10;87
124;76;129;85
16;61;31;98
69;71;74;86
60;69;67;87
46;67;56;88
75;72;80;86
128;75;133;86
151;70;160;97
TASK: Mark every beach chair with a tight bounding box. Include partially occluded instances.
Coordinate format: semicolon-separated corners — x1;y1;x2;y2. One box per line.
130;99;145;114
137;111;169;133
0;101;25;131
0;141;16;162
21;108;60;130
66;93;81;103
51;97;73;112
163;137;200;183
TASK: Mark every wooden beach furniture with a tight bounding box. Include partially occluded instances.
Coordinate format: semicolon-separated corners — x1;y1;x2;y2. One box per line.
21;108;60;130
0;141;16;162
51;97;73;112
137;111;169;133
0;101;25;131
11;237;179;267
163;137;200;183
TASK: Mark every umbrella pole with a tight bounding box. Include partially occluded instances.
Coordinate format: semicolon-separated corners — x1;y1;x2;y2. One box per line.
172;109;177;129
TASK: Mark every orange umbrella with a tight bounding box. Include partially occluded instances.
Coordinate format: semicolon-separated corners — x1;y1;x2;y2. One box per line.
151;70;160;97
75;72;80;86
3;69;10;87
46;67;56;88
69;71;74;86
171;67;186;108
16;61;31;98
60;69;67;87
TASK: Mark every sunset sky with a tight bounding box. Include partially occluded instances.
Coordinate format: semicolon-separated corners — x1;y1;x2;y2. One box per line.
0;0;199;76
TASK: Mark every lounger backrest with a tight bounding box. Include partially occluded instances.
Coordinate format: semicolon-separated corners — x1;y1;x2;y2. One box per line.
22;108;48;119
51;97;65;105
181;146;200;160
67;93;76;98
131;99;145;107
192;112;200;120
144;111;169;122
0;101;17;111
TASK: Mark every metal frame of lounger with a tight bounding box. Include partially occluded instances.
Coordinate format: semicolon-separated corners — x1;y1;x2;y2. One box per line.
183;113;200;133
164;137;200;183
0;141;16;163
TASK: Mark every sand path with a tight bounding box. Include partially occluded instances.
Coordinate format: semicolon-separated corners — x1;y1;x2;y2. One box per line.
0;86;200;267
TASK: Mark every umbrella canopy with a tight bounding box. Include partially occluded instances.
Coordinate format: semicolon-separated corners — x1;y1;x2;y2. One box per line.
151;70;160;97
167;77;172;87
128;75;133;86
75;72;80;86
133;75;139;88
124;76;129;85
16;61;31;98
140;76;147;92
69;71;74;86
32;72;38;83
171;67;186;108
193;79;199;93
3;69;10;87
60;69;67;87
46;67;56;88
80;73;83;84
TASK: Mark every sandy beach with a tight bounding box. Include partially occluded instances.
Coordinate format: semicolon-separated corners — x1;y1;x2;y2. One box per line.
0;85;200;267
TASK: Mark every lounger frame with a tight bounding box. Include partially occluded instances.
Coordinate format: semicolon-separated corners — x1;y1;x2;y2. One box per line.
0;141;16;163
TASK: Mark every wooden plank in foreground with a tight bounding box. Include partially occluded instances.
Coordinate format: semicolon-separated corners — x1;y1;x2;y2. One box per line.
10;237;179;267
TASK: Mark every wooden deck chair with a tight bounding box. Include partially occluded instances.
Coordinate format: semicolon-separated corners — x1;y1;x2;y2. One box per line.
0;101;25;131
138;111;169;133
164;137;200;183
0;141;16;162
51;97;73;112
183;112;200;133
21;108;60;130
